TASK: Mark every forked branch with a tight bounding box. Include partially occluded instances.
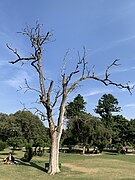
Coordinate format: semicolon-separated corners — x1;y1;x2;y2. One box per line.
63;48;134;95
7;44;35;64
19;79;41;94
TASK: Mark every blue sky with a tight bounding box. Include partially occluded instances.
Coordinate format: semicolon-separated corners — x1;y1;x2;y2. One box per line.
0;0;135;120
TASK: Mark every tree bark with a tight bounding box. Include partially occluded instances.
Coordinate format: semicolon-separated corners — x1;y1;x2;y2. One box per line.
48;130;62;175
82;146;86;154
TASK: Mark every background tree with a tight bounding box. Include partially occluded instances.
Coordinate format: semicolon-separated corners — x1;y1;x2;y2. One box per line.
64;94;112;153
66;94;86;118
92;121;111;153
95;94;121;127
64;113;111;153
7;136;26;149
64;94;87;149
65;114;95;146
125;118;135;148
0;111;49;149
0;113;20;142
65;94;90;153
13;111;49;145
111;115;129;146
7;22;133;174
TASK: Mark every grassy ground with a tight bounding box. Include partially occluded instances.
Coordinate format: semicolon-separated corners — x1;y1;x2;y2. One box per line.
0;148;135;180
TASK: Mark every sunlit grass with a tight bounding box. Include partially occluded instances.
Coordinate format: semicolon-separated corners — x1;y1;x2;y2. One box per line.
0;149;135;180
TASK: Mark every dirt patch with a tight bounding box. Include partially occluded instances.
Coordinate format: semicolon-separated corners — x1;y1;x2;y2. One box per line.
63;163;97;173
127;153;135;156
84;153;102;156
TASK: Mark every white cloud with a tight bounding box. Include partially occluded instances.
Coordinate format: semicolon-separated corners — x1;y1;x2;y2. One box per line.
92;35;135;55
116;35;135;44
83;88;113;97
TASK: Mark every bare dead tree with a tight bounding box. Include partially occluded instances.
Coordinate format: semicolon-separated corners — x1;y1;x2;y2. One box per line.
7;22;134;175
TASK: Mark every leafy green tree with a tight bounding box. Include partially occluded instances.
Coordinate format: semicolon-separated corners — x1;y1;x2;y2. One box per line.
13;111;49;144
65;94;112;153
0;111;50;148
95;94;121;127
7;136;26;149
92;121;111;152
126;119;135;147
111;115;129;146
64;113;111;153
0;113;8;121
65;113;95;145
66;94;86;118
65;94;89;147
0;114;21;141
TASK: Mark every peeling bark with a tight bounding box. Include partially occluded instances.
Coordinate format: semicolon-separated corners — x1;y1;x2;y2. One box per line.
48;130;61;174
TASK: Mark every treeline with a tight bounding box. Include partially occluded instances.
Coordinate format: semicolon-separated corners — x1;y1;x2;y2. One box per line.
0;94;135;154
0;111;50;151
61;94;135;153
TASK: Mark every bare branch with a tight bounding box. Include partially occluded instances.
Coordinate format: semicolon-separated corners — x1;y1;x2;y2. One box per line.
40;31;52;46
31;59;39;73
18;22;52;48
60;49;71;76
105;59;120;79
32;107;48;121
46;80;54;106
92;65;95;76
16;79;41;94
66;59;134;95
24;79;41;94
7;44;35;64
52;90;63;108
65;47;88;85
61;48;133;95
81;46;87;77
20;101;27;111
86;66;90;76
66;70;79;85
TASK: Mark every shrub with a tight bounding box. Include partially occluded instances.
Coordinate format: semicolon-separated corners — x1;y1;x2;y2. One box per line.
23;143;33;162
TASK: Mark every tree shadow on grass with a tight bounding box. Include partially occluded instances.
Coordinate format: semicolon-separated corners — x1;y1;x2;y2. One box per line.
0;156;46;173
30;162;46;172
17;159;46;173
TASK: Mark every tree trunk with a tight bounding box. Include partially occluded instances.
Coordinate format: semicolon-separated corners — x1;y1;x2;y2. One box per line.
82;146;86;154
47;130;62;175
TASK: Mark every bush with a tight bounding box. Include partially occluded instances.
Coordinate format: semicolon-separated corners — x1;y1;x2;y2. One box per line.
23;143;33;162
0;140;6;151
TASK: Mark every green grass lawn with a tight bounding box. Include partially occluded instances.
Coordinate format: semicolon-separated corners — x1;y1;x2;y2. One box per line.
0;148;135;180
